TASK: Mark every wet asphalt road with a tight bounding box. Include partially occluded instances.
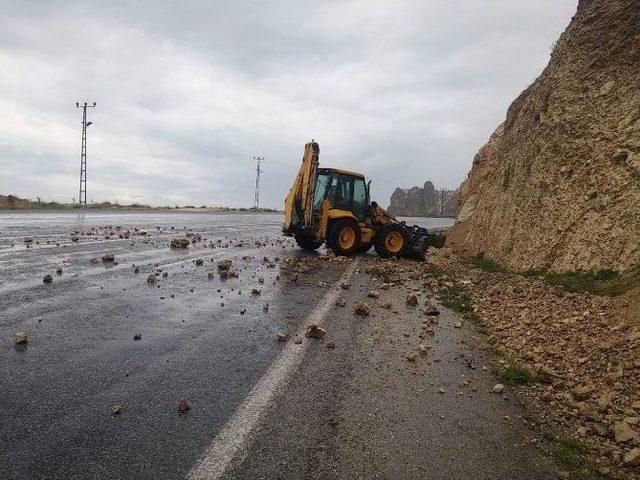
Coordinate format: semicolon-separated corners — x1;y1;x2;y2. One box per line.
0;211;555;479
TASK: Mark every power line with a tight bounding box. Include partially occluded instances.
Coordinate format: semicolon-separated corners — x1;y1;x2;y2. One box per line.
76;101;96;206
253;156;264;210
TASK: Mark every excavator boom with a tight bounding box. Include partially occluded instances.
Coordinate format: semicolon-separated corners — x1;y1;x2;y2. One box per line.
283;141;319;234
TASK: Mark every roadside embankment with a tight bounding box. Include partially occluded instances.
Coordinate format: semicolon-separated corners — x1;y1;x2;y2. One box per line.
421;248;639;478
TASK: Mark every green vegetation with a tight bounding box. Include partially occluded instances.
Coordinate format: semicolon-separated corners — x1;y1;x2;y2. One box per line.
423;263;443;278
470;254;506;273
498;365;538;386
438;285;483;327
522;268;633;296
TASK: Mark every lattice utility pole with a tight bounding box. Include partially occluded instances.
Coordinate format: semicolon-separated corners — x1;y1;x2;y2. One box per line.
76;101;96;206
253;156;264;210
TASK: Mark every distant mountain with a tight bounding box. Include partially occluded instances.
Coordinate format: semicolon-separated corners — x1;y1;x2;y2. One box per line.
387;181;458;217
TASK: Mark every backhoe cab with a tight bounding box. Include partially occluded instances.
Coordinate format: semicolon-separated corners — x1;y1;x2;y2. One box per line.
283;141;441;259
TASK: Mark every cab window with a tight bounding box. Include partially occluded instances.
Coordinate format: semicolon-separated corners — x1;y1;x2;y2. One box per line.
333;175;353;210
353;178;368;218
313;173;330;211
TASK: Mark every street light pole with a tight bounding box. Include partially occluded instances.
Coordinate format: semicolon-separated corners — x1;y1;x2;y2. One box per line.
76;101;96;206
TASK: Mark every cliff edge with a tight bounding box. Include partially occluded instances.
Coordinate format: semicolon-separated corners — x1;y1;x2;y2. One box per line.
446;0;640;273
388;181;458;217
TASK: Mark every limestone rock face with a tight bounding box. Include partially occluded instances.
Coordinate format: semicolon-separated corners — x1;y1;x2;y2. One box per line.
447;0;640;273
388;181;458;217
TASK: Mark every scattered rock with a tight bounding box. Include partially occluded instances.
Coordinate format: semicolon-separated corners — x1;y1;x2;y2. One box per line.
170;238;189;249
102;253;115;263
194;258;204;266
335;297;346;307
177;398;191;414
367;290;380;299
55;267;63;276
15;331;28;344
133;334;142;341
624;448;640;467
354;300;370;317
454;320;462;329
339;282;351;290
304;324;326;339
326;341;336;349
111;404;122;415
276;333;289;342
406;294;418;306
147;274;157;284
613;421;637;443
251;288;261;296
424;303;440;316
492;383;505;394
381;301;392;309
42;274;53;284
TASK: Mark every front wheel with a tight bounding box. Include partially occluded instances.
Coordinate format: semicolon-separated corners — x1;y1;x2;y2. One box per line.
374;225;408;258
328;219;361;256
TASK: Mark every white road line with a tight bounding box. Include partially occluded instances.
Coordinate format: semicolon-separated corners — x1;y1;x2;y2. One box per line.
186;260;358;480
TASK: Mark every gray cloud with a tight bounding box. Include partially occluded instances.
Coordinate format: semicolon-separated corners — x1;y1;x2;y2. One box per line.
0;0;577;207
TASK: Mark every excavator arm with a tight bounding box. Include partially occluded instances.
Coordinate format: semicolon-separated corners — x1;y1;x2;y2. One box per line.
283;141;319;235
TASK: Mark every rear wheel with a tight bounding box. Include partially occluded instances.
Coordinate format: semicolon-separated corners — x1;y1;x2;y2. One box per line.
374;224;408;258
328;219;361;256
295;233;323;251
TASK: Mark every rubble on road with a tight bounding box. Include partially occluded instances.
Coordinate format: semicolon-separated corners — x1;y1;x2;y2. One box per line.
276;333;289;342
406;294;418;306
492;383;505;394
335;297;346;307
354;300;370;317
367;290;380;299
102;253;115;263
42;274;53;284
111;404;122;415
147;274;158;284
170;238;190;249
177;398;191;413
15;331;28;344
304;324;326;339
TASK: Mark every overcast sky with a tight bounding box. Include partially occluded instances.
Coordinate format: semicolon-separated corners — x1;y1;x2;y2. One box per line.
0;0;576;208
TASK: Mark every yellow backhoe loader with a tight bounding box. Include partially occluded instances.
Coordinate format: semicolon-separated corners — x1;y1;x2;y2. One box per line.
283;141;443;259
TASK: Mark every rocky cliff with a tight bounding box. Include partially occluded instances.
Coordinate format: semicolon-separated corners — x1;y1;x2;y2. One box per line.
446;0;640;273
388;181;458;217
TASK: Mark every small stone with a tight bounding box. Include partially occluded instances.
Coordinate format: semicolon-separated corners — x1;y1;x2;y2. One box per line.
43;274;53;284
147;274;157;284
326;341;336;349
354;301;370;317
613;421;637;443
55;267;63;275
492;383;505;394
335;297;346;307
339;282;351;290
111;404;122;415
194;259;204;266
133;334;142;341
381;301;392;309
418;344;430;355
454;320;462;329
438;388;446;394
276;333;289;342
177;398;191;413
251;288;261;296
406;294;418;306
15;331;28;344
170;238;190;249
367;290;380;299
102;253;115;263
623;448;640;467
304;324;326;339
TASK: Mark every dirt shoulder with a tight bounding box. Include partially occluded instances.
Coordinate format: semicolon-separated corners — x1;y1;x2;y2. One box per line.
415;249;640;479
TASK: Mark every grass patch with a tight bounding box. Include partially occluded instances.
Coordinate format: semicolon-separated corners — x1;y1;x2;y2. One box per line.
522;268;633;296
470;254;506;273
498;365;538;386
423;263;443;278
439;285;474;316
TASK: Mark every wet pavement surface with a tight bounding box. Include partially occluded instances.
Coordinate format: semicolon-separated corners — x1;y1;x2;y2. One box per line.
0;211;554;479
